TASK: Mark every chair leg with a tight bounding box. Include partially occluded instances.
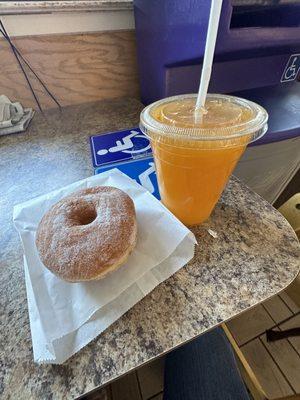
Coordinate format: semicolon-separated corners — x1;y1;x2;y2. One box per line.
222;324;269;400
222;323;300;400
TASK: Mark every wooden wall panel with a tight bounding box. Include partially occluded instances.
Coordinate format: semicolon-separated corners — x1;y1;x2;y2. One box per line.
0;30;140;109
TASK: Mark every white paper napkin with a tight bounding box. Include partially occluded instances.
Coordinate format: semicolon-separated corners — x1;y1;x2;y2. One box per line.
13;169;196;364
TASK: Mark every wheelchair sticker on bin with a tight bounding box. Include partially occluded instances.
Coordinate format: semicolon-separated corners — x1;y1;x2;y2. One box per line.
90;128;152;167
281;54;300;83
95;157;160;199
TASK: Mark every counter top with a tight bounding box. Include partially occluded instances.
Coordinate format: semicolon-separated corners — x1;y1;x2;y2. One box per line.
0;0;132;15
0;98;299;400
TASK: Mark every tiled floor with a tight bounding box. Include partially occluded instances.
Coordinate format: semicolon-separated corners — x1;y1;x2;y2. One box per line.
86;357;165;400
85;287;300;400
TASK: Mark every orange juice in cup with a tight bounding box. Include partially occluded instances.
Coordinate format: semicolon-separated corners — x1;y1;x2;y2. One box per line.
140;94;268;225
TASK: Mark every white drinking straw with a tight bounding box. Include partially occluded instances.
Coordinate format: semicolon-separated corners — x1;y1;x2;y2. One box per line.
195;0;223;115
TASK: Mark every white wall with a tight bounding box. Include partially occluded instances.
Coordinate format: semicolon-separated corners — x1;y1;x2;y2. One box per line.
1;9;135;37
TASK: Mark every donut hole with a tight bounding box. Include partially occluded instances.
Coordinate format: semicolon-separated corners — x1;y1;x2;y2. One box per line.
77;208;97;225
68;203;97;226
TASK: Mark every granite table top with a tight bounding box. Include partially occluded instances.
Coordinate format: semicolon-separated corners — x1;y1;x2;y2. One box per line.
0;98;299;400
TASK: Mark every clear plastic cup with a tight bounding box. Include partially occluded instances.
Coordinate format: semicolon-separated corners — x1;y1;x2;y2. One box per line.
140;93;268;225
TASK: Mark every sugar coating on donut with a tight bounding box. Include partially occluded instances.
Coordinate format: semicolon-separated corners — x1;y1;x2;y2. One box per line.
35;186;137;282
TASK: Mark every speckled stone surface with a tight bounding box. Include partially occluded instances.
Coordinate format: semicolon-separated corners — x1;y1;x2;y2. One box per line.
0;98;299;400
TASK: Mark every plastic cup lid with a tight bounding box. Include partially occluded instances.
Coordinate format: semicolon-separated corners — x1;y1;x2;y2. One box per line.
140;94;268;143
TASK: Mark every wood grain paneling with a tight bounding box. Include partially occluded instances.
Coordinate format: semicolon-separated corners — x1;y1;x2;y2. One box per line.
0;30;139;110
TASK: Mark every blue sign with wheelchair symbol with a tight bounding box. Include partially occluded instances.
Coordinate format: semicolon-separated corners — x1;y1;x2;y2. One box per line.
90;128;152;167
281;54;300;82
95;157;160;199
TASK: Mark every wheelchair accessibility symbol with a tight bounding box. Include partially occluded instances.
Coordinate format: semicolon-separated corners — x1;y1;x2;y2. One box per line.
138;161;156;194
281;54;300;83
97;130;151;156
90;128;152;167
95;157;160;199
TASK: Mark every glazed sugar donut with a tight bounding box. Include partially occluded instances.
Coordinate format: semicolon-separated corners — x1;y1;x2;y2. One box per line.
35;186;137;282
